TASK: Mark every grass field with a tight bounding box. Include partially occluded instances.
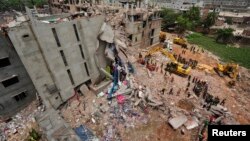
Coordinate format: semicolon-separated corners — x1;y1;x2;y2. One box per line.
187;33;250;69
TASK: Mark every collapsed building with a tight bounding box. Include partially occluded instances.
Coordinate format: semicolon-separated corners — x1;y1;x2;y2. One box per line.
49;0;162;48
0;0;162;119
1;2;164;140
7;7;114;109
0;31;36;120
1;2;250;141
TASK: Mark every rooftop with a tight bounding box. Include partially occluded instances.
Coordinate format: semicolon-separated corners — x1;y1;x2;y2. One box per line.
219;11;250;18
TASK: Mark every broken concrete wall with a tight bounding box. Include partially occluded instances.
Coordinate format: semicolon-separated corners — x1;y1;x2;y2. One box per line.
8;11;109;109
151;28;161;45
150;19;161;29
7;22;61;109
150;19;161;45
131;33;143;48
0;32;36;119
36;109;82;141
78;15;108;82
140;26;151;47
140;18;161;47
99;22;114;43
29;21;80;103
96;40;110;70
125;22;143;35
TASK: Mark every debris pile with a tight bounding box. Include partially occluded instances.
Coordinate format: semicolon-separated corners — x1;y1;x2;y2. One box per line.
0;101;45;141
1;3;250;141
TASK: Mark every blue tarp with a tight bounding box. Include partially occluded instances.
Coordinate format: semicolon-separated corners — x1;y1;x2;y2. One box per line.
75;125;95;141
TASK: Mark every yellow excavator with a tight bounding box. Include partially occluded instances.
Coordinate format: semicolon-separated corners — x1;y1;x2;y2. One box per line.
145;45;191;76
214;63;239;87
173;37;187;48
166;61;191;76
159;31;167;42
214;63;239;79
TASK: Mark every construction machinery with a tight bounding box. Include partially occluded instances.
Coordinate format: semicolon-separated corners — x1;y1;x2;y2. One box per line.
145;46;163;57
159;31;173;52
214;63;239;87
145;45;191;76
214;63;239;79
145;46;176;63
159;31;167;42
173;37;187;48
166;62;191;76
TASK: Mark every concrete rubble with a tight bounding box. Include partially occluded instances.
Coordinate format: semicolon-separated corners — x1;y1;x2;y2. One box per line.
184;116;199;130
80;84;91;95
99;23;114;43
168;115;188;129
36;109;82;141
0;101;46;141
1;2;250;141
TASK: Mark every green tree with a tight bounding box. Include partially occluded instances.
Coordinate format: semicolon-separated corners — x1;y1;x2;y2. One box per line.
24;0;48;8
176;15;193;34
175;6;201;34
185;6;201;27
27;128;41;141
0;0;47;11
160;8;180;30
186;6;200;22
203;11;217;32
0;0;10;11
160;6;201;33
216;28;234;43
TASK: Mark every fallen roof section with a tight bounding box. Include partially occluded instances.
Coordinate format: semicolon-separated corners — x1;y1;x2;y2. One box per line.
35;109;82;141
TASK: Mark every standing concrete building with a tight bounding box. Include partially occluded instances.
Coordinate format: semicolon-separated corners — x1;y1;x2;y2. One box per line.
125;8;162;48
7;8;110;109
0;31;36;119
203;0;249;12
156;0;204;11
116;1;162;48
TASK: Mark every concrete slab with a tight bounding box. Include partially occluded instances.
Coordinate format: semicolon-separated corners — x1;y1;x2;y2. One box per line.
89;80;112;94
184;116;199;130
168;115;188;129
99;23;114;43
115;38;127;49
112;88;133;98
210;105;227;116
80;84;90;95
105;46;115;61
36;109;81;141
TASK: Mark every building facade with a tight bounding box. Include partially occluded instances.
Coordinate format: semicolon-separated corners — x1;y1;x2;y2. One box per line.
0;31;36;119
203;0;249;12
125;9;162;48
156;0;204;11
7;8;110;109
